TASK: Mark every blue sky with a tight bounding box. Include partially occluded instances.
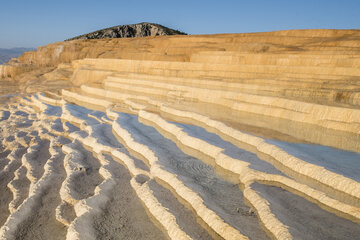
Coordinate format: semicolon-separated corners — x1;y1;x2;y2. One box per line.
0;0;359;48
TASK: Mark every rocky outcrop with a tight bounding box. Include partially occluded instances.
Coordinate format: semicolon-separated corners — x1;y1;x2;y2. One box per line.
66;22;186;41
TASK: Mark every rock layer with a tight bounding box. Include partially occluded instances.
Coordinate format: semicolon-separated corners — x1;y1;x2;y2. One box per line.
0;29;360;239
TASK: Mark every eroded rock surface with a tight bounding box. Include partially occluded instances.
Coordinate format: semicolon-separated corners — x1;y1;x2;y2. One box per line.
66;22;186;41
0;29;360;239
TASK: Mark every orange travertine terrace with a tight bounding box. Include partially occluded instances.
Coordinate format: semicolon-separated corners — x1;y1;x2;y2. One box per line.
0;29;360;240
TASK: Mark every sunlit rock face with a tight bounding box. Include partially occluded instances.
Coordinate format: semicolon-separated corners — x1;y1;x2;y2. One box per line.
0;28;360;240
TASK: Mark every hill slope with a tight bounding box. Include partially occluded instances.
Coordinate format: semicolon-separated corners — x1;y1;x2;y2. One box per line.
66;22;186;41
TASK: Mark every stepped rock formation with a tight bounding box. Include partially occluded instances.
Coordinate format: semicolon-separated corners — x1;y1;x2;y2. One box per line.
1;28;360;239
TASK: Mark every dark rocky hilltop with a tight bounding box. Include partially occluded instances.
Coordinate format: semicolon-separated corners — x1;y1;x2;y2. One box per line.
66;22;187;41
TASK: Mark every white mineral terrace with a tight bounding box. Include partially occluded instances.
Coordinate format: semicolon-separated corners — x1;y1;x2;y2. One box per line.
2;29;360;240
0;87;359;240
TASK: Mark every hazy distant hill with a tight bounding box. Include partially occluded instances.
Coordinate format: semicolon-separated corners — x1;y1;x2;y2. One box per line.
66;22;186;41
0;48;35;64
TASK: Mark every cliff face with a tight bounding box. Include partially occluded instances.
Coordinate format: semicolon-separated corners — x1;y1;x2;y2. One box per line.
66;22;186;41
6;29;360;75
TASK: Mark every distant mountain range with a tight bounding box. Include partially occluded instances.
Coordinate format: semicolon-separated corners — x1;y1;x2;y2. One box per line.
66;22;187;41
0;48;35;64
